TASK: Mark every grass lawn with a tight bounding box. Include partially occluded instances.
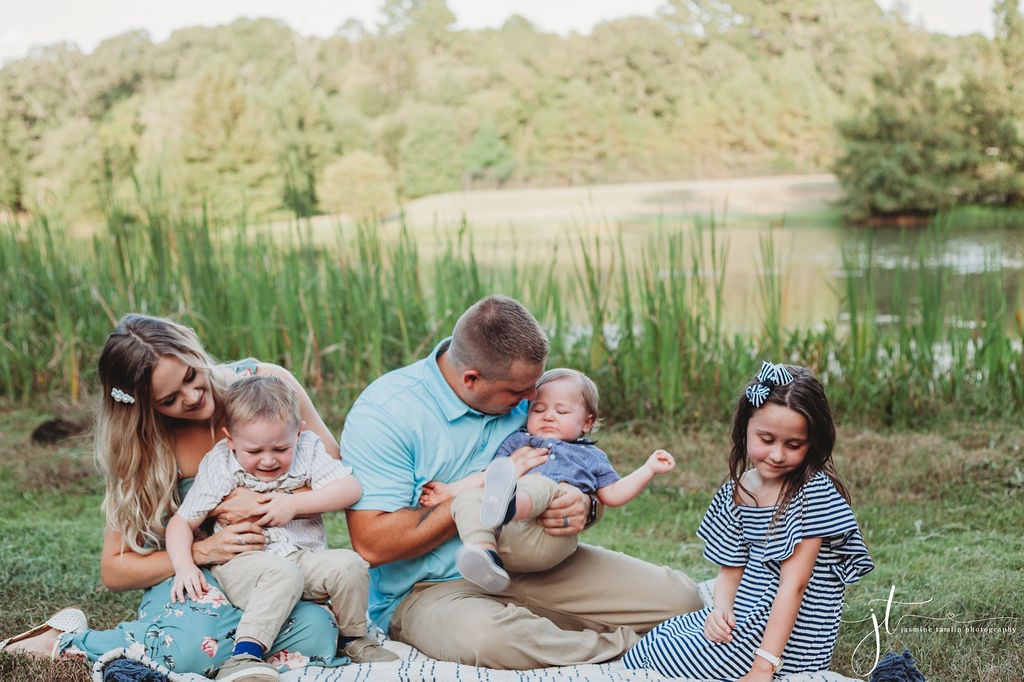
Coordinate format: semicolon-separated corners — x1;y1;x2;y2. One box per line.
1;401;1021;681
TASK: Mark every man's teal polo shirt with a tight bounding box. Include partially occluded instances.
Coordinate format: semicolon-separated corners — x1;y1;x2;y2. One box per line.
340;338;528;631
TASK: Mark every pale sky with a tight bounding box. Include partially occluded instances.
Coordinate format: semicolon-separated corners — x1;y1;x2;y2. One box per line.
0;0;996;65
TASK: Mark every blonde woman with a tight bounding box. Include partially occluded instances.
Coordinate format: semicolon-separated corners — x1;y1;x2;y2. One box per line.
0;314;347;677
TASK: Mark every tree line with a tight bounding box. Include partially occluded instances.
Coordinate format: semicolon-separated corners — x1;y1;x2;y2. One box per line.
0;0;1020;225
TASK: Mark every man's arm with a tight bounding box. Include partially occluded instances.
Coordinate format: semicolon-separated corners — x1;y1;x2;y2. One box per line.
346;504;457;567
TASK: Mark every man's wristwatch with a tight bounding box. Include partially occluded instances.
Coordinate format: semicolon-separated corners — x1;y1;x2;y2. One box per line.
754;647;783;673
585;494;600;527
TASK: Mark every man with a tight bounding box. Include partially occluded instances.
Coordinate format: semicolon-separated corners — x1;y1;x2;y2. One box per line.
341;295;702;669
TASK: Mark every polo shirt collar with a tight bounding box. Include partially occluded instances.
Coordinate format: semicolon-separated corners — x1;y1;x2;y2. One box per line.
427;338;485;422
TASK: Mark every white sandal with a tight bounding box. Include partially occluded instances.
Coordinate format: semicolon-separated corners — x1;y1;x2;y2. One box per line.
0;607;88;659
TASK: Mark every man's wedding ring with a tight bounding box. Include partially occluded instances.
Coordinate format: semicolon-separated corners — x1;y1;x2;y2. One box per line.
562;516;569;528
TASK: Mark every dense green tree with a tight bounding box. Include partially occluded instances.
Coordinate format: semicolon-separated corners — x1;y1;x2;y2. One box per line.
995;0;1024;85
97;97;144;207
173;66;278;219
82;31;153;116
0;1;1008;224
463;122;515;188
319;149;397;219
834;57;963;216
955;75;1024;204
397;103;461;196
0;81;28;212
26;117;105;216
267;68;335;217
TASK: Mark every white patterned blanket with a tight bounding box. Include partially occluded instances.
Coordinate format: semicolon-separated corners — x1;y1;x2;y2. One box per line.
92;580;863;682
93;639;863;682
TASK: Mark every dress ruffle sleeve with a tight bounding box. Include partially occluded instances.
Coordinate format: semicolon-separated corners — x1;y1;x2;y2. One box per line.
757;472;874;584
697;482;748;567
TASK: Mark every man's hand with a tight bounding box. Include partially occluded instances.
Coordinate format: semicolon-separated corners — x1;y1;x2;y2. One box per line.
537;483;588;535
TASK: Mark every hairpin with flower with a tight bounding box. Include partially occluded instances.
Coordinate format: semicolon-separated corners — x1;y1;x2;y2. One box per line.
111;387;135;405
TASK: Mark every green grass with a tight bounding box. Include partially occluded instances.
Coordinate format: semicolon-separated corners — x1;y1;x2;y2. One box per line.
1;406;1021;680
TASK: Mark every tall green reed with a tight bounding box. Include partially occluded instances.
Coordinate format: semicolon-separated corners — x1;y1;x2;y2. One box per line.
1;206;1021;427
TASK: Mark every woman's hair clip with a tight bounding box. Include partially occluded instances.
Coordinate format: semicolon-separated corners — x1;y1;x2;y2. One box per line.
745;361;794;408
111;387;136;404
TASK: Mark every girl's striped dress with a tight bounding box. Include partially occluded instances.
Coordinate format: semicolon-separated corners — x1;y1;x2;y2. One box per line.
623;472;873;680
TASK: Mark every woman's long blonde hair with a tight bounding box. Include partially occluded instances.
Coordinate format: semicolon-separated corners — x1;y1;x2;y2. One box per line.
95;314;227;554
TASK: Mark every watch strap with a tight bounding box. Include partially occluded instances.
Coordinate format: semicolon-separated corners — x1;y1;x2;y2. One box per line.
754;647;782;671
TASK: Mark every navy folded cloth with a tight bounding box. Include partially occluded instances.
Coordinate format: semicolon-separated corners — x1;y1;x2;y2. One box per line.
869;648;926;682
103;657;169;682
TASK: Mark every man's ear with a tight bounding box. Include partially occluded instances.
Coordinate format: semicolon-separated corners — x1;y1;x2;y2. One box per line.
462;369;482;390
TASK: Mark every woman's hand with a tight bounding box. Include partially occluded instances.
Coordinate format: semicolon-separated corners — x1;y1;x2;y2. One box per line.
537;483;587;535
191;520;266;566
211;487;271;526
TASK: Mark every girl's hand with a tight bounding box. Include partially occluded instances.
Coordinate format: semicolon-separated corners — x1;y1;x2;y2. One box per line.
419;481;452;507
255;493;298;527
192;521;266;566
737;669;775;682
508;445;549;477
737;655;777;682
703;607;736;643
646;449;675;475
211;487;272;526
171;566;209;603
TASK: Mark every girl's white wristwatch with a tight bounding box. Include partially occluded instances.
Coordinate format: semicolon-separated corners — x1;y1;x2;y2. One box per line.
754;647;783;672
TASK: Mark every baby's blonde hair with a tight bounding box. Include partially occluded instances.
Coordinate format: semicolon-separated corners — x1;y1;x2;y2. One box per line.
224;375;301;432
536;368;600;433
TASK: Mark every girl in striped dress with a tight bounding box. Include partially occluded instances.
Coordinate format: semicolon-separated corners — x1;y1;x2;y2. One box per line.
623;362;873;681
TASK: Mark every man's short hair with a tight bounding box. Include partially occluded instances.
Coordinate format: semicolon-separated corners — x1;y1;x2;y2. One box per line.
447;295;549;377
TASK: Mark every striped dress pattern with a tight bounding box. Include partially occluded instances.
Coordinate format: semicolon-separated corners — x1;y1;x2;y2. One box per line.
623;472;874;680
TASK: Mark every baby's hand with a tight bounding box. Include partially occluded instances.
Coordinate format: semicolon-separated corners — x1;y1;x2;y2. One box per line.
419;481;452;507
255;493;297;527
172;566;209;603
646;449;675;475
703;607;735;643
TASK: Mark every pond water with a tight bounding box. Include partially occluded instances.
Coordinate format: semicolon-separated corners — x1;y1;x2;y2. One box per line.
707;222;1024;335
357;174;1024;337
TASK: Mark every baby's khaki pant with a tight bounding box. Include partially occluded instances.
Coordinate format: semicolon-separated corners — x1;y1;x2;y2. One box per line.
213;547;370;648
451;473;577;572
390;543;703;669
